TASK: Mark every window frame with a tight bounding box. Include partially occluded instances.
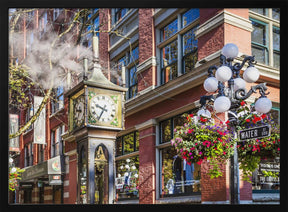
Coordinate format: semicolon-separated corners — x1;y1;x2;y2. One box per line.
158;9;199;85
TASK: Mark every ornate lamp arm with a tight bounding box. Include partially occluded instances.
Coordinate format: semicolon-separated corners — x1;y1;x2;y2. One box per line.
235;82;270;100
233;55;256;72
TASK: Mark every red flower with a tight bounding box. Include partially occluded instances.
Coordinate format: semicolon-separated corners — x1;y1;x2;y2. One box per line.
188;129;193;134
189;114;194;118
225;120;230;124
246;119;250;122
240;101;245;106
261;114;267;119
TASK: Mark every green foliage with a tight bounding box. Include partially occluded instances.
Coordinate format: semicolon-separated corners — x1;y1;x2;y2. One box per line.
234;101;280;182
9;167;25;191
171;113;235;179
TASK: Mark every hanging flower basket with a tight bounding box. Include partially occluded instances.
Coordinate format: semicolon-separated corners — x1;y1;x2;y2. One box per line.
235;101;280;182
171;113;235;179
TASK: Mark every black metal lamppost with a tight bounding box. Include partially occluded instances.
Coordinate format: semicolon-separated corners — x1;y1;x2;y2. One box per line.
199;43;272;204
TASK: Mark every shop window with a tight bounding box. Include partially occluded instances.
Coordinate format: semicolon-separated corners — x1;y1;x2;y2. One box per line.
158;109;200;198
79;146;87;204
160;147;201;197
115;156;139;200
116;131;139;156
115;131;139;201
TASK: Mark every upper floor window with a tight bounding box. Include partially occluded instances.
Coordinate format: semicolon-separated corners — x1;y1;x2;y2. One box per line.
250;8;280;68
114;8;130;23
159;9;199;85
51;125;65;158
83;9;99;48
51;86;64;114
24;143;33;167
112;46;139;99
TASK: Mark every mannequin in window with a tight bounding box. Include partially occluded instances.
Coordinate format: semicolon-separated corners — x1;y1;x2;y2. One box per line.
183;159;194;193
172;155;183;194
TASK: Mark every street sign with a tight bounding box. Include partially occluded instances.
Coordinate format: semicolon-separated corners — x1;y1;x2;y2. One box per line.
238;125;271;141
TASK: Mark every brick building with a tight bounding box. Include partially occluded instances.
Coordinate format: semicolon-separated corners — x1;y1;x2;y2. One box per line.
10;8;280;204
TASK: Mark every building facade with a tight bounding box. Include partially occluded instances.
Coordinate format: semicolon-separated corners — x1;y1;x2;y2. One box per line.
10;8;280;204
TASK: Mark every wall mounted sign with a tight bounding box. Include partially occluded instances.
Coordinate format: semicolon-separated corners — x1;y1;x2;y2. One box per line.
238;125;271;141
48;156;62;174
33;96;46;144
9;114;19;152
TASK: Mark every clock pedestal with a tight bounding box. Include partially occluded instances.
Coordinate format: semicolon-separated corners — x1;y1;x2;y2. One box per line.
64;36;127;204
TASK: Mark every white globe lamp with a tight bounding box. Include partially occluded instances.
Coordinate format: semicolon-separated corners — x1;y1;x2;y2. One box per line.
215;66;232;82
233;77;246;91
197;108;211;118
214;96;231;113
255;97;272;114
221;43;239;59
204;77;218;92
243;66;260;83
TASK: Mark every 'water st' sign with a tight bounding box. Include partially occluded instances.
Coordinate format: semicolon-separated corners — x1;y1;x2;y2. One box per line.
238;125;271;141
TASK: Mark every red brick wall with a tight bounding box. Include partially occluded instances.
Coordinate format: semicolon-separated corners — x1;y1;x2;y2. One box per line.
67;154;77;204
137;9;156;92
199;8;222;24
197;24;225;61
138;126;156;204
99;8;110;79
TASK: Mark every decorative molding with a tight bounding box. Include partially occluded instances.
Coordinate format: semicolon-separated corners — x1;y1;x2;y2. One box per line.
136;56;157;74
135;119;157;131
195;10;253;39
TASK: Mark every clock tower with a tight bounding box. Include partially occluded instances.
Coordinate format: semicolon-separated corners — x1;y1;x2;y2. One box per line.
64;36;127;204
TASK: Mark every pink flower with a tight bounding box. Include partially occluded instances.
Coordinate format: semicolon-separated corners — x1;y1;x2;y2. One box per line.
199;151;202;155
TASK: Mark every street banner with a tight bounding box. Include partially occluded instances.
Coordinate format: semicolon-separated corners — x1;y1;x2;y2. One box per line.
33;96;46;144
9;114;20;152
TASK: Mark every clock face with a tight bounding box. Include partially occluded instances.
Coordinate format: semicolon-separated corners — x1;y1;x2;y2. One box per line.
73;96;85;127
89;94;116;123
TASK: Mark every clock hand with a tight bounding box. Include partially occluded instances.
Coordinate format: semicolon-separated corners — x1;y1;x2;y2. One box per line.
96;104;108;112
97;105;107;120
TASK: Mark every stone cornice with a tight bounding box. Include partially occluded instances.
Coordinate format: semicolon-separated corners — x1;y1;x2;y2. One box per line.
136;56;157;74
195;10;253;39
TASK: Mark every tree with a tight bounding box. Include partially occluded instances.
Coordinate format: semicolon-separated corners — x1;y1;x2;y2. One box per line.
9;8;135;139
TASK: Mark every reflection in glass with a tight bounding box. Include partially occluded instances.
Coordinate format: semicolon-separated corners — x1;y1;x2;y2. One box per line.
115;156;139;200
160;147;201;197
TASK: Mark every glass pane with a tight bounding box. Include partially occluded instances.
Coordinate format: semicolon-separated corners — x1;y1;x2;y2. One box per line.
160;119;171;143
251;21;266;45
250;8;266;16
129;66;137;86
173;115;186;129
162;19;178;41
252;45;267;64
115;156;139;199
252;158;280;191
182;9;199;27
160;147;201;197
183;52;198;73
272;8;280;21
162;40;178;67
135;131;139;151
273;52;280;69
123;133;135;154
273;27;280;51
129;46;139;64
183;27;198;55
162;62;178;83
129;85;137;99
116;137;122;156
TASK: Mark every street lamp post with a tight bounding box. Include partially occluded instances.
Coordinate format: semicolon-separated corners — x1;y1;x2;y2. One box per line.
200;43;272;204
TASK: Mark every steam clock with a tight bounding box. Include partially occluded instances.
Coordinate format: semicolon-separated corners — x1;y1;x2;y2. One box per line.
64;36;127;204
